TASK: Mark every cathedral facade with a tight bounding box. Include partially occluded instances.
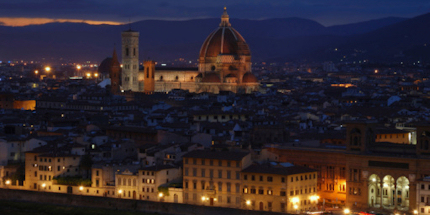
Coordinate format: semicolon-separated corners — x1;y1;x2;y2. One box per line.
100;8;259;94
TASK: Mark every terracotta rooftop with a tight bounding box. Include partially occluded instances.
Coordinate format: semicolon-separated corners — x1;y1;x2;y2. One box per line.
183;150;249;161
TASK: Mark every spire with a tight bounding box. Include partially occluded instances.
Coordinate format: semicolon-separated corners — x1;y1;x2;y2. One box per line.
111;47;120;67
220;7;231;27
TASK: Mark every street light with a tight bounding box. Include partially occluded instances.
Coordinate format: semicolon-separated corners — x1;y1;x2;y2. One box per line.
94;73;98;78
414;210;418;215
45;66;51;72
158;193;163;198
291;197;300;204
79;186;84;191
344;209;350;214
76;65;81;76
34;70;39;75
5;180;11;185
118;189;123;198
86;73;91;78
246;200;251;206
310;195;320;202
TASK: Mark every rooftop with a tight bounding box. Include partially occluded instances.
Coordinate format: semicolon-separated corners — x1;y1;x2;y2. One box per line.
183;150;249;161
242;163;316;176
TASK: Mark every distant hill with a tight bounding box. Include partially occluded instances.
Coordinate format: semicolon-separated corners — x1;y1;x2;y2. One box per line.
325;13;430;63
327;17;407;36
0;15;426;63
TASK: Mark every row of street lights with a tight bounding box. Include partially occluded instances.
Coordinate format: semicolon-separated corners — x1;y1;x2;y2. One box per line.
34;65;100;80
34;66;51;75
343;209;418;215
8;183;422;215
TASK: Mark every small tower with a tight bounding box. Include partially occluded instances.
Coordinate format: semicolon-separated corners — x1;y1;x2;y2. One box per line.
345;120;376;153
110;48;121;94
121;29;139;91
143;60;155;93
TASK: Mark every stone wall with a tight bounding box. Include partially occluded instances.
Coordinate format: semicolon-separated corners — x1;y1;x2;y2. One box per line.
0;188;287;215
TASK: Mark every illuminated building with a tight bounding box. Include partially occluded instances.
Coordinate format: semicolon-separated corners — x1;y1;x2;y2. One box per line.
99;8;259;94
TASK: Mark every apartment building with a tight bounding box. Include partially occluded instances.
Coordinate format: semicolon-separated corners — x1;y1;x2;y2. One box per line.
241;163;318;213
182;150;252;208
25;149;81;191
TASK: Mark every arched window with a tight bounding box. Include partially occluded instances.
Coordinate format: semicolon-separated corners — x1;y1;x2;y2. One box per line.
126;48;129;56
353;136;359;146
211;65;216;71
146;68;149;78
160;76;163;81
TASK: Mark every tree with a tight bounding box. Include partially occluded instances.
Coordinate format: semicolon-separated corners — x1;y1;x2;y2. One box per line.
79;154;93;179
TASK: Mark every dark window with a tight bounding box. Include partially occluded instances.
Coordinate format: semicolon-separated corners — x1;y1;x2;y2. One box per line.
280;191;286;196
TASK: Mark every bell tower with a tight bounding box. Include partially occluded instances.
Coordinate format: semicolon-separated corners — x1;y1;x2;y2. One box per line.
143;60;155;93
121;29;139;91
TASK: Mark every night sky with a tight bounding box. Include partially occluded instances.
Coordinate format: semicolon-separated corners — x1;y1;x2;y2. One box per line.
0;0;430;26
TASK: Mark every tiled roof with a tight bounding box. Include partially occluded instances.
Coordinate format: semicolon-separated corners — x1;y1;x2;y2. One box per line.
242;163;316;176
183;150;249;161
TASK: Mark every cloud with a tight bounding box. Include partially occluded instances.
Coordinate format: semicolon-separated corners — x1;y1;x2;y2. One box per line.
0;17;123;27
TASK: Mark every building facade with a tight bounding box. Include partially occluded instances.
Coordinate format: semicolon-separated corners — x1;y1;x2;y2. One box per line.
241;163;318;213
267;121;430;214
182;150;252;208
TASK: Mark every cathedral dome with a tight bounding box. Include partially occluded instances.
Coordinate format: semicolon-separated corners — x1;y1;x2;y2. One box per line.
201;72;221;83
242;72;258;83
199;8;250;59
98;57;113;75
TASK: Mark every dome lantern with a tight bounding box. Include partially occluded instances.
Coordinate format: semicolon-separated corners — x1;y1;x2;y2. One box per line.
220;7;231;27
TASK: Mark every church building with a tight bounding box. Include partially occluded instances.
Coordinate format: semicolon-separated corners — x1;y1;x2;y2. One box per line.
99;8;259;94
